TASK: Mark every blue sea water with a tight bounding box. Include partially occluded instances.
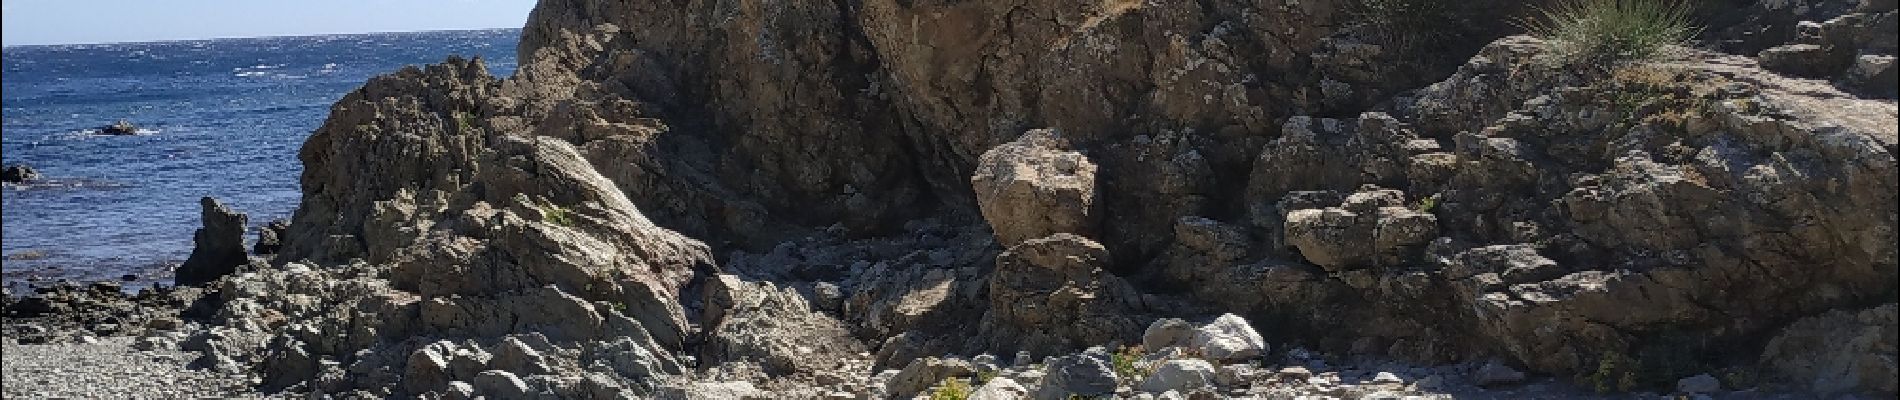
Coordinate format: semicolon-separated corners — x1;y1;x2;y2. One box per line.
2;29;521;289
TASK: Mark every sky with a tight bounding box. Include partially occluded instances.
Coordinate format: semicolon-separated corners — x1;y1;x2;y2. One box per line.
2;0;539;46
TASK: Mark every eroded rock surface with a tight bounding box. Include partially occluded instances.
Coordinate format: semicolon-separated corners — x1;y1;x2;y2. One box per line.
142;0;1900;398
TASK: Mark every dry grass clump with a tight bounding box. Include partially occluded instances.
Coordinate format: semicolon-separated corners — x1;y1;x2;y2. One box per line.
1520;0;1701;69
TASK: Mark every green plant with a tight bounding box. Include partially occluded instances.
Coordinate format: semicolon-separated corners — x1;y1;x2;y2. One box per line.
1519;0;1701;69
1594;64;1734;131
1586;351;1640;393
515;193;577;227
928;378;971;400
975;369;999;385
1110;345;1147;382
454;111;478;133
1413;196;1439;213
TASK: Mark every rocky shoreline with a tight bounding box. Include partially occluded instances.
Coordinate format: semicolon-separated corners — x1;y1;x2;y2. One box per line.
5;0;1898;399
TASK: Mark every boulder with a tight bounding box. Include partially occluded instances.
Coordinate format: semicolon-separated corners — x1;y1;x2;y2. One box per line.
1676;373;1721;394
471;370;532;399
1034;349;1119;400
252;219;288;255
1188;314;1268;363
886;357;976;399
969;377;1029;400
1759;44;1848;78
1282;188;1437;271
1758;304;1897;395
175;197;248;287
2;164;38;183
1142;318;1194;350
98;120;140;135
1474;361;1525;387
983;234;1143;357
699;274;865;376
1139;359;1217;393
1843;54;1897;97
971;129;1099;246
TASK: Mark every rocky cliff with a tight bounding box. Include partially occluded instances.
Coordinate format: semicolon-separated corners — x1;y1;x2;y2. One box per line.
193;0;1896;398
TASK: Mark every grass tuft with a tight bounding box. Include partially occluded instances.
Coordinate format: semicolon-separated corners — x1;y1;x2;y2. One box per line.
515;193;577;227
1518;0;1701;69
928;377;971;400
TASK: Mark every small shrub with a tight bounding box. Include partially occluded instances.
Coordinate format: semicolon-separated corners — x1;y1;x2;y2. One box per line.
1594;64;1736;129
515;193;577;227
1413;195;1439;213
1586;351;1640;393
929;378;971;400
1519;0;1701;69
1111;345;1147;383
975;369;999;385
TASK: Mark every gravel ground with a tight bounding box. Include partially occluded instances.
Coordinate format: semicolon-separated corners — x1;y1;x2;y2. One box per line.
2;336;262;399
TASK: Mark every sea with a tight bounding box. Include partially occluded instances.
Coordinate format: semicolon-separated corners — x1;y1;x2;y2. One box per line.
2;29;521;291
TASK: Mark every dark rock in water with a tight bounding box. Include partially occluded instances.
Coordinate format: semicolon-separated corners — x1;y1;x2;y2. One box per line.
252;219;288;255
98;120;140;135
2;164;38;183
7;296;63;318
175;196;248;287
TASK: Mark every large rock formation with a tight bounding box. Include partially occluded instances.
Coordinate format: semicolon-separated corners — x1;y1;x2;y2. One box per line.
189;0;1899;397
200;58;719;397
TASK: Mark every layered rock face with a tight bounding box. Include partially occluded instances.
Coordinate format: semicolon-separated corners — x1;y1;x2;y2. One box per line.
198;59;719;397
198;0;1899;397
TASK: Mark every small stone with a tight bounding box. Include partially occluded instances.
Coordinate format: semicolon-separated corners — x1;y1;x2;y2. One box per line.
146;318;182;331
472;370;531;398
1370;371;1403;385
134;336;175;351
1677;373;1721;394
1474;361;1525;387
970;377;1029;400
1188;314;1268;363
1143;318;1194;350
1214;365;1252;387
887;357;975;398
1277;366;1314;381
445;381;477;400
1035;349;1118;400
1139;359;1217;393
1413;375;1447;391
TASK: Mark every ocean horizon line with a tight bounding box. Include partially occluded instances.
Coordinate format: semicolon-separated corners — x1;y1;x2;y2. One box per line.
1;27;522;49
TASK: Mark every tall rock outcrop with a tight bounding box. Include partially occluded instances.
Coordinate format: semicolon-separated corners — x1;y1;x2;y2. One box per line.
210;58;716;397
176;197;249;287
